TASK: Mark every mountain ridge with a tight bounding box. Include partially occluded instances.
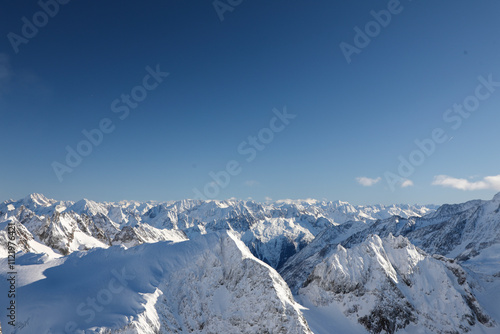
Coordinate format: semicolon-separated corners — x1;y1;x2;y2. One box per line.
1;193;499;333
0;193;437;267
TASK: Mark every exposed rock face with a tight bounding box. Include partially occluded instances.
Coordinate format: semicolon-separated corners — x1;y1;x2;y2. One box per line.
2;193;500;333
341;194;500;263
10;232;313;334
0;193;435;267
297;234;494;334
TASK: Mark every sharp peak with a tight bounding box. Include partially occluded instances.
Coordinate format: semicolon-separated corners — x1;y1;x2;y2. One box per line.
361;233;411;248
24;193;48;200
22;193;54;205
72;198;103;207
75;198;92;203
331;200;354;206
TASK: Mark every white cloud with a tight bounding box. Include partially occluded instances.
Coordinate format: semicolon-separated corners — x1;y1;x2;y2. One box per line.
264;196;272;201
401;179;414;188
356;176;381;187
432;174;500;191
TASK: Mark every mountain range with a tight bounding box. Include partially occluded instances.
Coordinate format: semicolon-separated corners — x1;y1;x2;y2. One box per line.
0;193;499;333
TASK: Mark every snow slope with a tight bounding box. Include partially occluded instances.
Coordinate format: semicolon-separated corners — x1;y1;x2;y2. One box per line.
2;193;499;333
0;231;312;334
341;193;500;268
0;194;435;270
297;234;495;334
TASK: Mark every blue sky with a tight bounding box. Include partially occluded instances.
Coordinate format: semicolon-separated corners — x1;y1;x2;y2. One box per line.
1;0;500;205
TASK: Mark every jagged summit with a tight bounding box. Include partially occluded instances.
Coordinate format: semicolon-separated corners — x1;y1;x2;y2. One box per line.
297;234;495;333
1;193;499;333
21;192;53;207
9;231;313;333
0;193;436;268
66;198;108;216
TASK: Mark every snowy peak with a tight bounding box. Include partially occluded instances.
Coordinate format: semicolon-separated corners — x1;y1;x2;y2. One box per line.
331;191;500;267
1;193;500;333
22;193;52;207
1;193;438;271
299;234;495;333
301;234;426;297
66;198;108;217
10;232;312;333
17;193;57;215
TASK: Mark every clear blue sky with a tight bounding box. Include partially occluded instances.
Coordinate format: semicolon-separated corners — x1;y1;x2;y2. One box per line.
1;0;500;205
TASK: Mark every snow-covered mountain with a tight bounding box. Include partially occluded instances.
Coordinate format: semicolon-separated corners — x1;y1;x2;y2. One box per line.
291;234;494;333
0;231;312;333
341;192;500;273
282;193;500;287
279;193;500;334
1;193;499;333
0;193;436;268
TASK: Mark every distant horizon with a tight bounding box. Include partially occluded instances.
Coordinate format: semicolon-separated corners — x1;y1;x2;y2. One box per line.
3;191;499;207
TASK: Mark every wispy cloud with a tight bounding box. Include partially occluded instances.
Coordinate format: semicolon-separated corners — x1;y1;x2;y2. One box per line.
401;179;414;188
264;196;272;201
356;176;381;187
432;174;500;191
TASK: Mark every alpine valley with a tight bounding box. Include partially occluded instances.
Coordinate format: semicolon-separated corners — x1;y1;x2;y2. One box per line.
1;193;499;334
